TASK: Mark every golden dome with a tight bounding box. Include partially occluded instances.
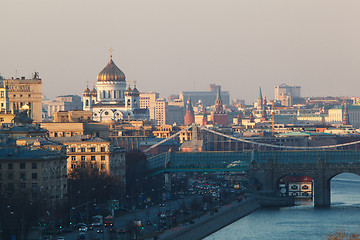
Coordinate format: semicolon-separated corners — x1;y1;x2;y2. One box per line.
97;58;126;82
83;87;91;97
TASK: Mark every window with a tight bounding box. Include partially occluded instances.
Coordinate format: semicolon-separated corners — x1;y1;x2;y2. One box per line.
32;163;37;169
8;163;13;169
0;163;2;169
71;164;76;169
20;163;25;169
32;173;38;180
101;156;105;161
101;164;106;170
101;147;105;152
20;173;26;181
81;156;85;161
32;183;37;189
80;148;85;152
8;173;14;180
90;147;95;152
20;183;26;189
91;156;96;161
70;147;75;152
8;183;14;191
71;156;76;161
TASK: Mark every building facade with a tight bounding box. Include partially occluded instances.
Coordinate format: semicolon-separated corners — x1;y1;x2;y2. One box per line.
0;146;68;203
51;135;126;180
47;95;82;119
4;73;42;122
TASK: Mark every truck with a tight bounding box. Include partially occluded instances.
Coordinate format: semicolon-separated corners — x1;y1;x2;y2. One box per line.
104;215;114;227
91;215;103;227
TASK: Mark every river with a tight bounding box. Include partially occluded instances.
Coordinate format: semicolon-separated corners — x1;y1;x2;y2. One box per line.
206;173;360;240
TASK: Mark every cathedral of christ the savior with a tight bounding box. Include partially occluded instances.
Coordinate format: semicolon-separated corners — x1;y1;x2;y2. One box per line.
82;54;149;122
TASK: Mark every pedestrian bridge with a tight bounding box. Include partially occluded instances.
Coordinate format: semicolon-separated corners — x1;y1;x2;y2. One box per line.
145;125;360;207
147;150;360;207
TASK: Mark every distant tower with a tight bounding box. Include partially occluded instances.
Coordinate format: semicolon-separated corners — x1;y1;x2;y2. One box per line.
124;82;140;110
211;86;228;126
249;112;255;123
260;97;267;122
257;87;263;111
237;111;243;125
83;83;93;111
342;102;350;125
184;97;195;125
202;109;208;126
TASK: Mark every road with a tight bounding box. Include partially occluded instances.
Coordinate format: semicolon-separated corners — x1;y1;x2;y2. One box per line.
60;196;197;240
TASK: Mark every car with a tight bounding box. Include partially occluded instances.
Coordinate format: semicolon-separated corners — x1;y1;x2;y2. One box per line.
118;228;126;234
58;237;64;240
97;228;104;233
79;226;87;232
109;227;117;233
159;203;165;207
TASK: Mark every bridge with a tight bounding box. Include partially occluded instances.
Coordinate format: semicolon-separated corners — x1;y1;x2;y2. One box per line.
145;124;360;207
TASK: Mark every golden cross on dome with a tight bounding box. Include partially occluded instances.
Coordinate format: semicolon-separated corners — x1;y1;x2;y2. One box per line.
109;47;114;58
134;80;137;88
86;80;89;88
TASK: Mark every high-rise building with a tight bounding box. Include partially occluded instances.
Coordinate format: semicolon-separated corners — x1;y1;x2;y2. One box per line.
179;84;230;107
153;98;184;126
274;84;301;106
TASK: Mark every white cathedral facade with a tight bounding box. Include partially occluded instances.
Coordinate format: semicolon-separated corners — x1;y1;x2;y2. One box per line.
83;55;149;122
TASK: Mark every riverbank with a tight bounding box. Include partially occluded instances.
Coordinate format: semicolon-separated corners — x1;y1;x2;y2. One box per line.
158;198;260;240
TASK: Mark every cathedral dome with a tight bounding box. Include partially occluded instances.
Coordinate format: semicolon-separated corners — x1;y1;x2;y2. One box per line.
97;58;126;82
83;87;91;97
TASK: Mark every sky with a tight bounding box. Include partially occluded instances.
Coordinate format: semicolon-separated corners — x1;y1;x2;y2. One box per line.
1;0;360;104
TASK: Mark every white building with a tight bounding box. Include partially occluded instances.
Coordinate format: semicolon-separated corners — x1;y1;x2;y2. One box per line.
82;55;149;122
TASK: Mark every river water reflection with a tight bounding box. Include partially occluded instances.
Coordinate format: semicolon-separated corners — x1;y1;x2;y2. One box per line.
206;173;360;240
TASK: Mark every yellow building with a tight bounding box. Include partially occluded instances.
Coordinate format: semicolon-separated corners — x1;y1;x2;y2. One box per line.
51;135;126;180
40;122;109;138
53;110;93;123
5;72;42;122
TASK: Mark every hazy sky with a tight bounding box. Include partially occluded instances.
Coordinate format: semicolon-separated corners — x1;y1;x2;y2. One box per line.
1;0;360;103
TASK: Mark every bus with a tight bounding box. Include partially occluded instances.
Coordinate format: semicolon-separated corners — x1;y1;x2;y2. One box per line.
91;215;103;227
104;215;114;227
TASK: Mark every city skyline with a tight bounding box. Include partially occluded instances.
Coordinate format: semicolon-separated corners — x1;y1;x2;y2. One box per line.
2;0;360;103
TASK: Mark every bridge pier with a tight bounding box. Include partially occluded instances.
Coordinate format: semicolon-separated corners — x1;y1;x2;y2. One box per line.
164;172;171;193
313;176;330;207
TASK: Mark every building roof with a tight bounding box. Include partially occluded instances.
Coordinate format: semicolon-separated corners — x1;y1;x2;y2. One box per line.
97;57;126;82
50;135;108;143
0;147;65;160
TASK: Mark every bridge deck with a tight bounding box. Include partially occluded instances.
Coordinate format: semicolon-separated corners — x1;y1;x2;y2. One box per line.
147;150;360;175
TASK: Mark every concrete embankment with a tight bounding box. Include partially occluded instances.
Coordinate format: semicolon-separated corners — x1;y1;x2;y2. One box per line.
160;199;260;240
